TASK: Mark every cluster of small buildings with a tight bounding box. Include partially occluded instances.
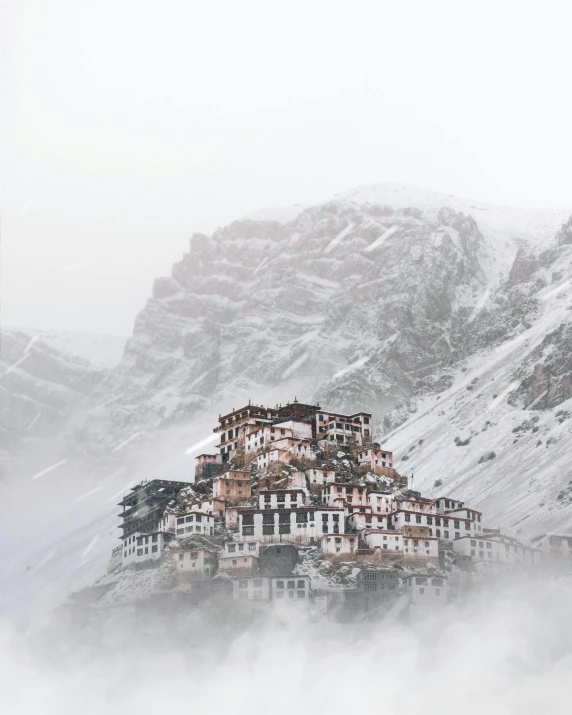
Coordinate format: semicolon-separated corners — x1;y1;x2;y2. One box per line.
109;399;572;616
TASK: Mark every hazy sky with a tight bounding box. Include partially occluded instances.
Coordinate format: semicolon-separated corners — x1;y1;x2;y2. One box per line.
2;0;572;335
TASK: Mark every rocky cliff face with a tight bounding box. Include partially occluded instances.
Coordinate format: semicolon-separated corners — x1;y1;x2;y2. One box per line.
91;197;498;445
0;329;106;477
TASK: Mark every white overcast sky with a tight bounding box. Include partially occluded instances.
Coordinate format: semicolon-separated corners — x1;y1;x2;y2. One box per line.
2;0;572;335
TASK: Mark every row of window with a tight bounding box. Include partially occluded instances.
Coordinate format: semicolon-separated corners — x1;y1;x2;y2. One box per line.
402;514;468;528
328;422;362;432
237;579;306;590
363;571;398;580
123;534;159;548
242;512;340;525
227;542;257;553
131;545;159;557
364;583;397;591
176;526;215;535
176;514;208;525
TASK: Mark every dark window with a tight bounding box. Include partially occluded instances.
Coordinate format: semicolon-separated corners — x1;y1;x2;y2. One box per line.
279;524;291;534
416;515;422;524
262;525;275;535
263;514;275;524
242;514;254;525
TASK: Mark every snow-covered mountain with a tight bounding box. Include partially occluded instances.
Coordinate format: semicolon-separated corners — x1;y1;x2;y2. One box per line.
4;183;572;541
0;329;111;478
15;329;127;369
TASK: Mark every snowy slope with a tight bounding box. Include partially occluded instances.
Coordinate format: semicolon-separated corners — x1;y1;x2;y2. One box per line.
12;328;127;369
383;237;572;537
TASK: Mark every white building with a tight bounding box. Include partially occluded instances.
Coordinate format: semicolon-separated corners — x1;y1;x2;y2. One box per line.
122;531;174;566
174;546;218;578
453;534;541;572
320;533;358;556
402;535;439;562
233;577;271;601
245;424;292;454
256;438;316;468
531;532;572;562
434;496;465;514
357;446;393;473
257;448;293;469
390;505;475;541
395;493;437;515
363;530;403;553
218;541;260;577
238;506;345;544
403;574;448;609
347;512;388;532
245;420;313;456
305;467;336;486
175;512;215;537
259;488;307;510
212;470;252;501
368;491;393;515
214;403;276;463
225;506;239;531
156;512;179;534
190;498;226;519
442;507;482;535
271;576;311;601
314;410;372;446
321;483;369;509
